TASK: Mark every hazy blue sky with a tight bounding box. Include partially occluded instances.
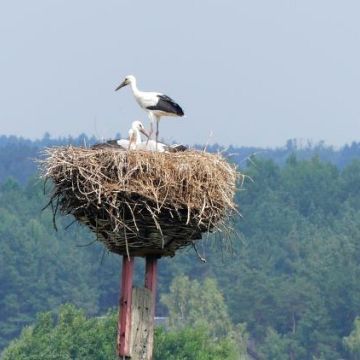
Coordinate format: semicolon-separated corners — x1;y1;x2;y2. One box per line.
0;1;359;146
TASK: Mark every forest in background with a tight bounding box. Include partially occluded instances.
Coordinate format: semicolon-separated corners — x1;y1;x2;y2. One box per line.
1;133;360;184
1;135;360;359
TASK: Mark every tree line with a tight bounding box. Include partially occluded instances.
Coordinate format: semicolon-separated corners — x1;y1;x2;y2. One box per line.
1;134;360;184
1;138;360;358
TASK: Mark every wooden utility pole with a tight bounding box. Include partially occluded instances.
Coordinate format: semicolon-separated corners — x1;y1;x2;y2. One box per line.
117;256;159;360
118;256;135;357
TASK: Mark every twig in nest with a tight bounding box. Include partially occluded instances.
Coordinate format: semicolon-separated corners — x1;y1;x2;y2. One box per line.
192;242;207;263
76;239;98;248
65;219;77;230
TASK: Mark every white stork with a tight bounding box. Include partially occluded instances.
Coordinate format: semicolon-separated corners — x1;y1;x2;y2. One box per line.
115;75;184;143
92;120;148;150
92;121;187;153
128;121;187;152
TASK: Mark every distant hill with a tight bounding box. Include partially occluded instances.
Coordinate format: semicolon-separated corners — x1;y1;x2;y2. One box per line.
0;133;99;184
1;134;360;184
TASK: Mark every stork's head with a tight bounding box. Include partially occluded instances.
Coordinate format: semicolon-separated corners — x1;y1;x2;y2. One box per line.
131;120;149;138
115;75;136;91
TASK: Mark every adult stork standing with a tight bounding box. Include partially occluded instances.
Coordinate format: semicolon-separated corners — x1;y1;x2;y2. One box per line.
115;75;184;144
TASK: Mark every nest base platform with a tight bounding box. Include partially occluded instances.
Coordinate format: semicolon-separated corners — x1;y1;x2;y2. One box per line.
42;147;238;257
74;203;205;257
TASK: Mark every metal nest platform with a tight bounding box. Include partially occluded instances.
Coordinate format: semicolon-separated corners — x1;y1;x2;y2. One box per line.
41;146;240;257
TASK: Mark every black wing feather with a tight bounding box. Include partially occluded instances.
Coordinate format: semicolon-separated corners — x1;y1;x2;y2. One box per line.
91;140;126;150
146;94;184;116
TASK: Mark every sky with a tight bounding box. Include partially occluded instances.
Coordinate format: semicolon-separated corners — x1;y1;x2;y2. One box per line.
0;0;360;147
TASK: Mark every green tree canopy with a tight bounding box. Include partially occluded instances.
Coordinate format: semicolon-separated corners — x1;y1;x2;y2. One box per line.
160;276;233;337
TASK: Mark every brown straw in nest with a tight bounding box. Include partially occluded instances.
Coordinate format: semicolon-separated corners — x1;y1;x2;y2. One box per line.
40;146;241;257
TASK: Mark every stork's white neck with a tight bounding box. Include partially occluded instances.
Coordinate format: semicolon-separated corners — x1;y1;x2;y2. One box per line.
129;78;140;97
132;128;142;145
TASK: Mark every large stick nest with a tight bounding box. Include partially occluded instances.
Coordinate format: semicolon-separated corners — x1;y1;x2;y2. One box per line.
41;146;240;257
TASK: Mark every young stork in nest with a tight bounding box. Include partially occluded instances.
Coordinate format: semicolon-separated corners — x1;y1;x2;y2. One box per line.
115;75;184;144
92;121;187;153
92;120;148;150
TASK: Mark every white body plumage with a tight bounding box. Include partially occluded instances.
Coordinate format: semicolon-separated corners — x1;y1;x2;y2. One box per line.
115;75;184;142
